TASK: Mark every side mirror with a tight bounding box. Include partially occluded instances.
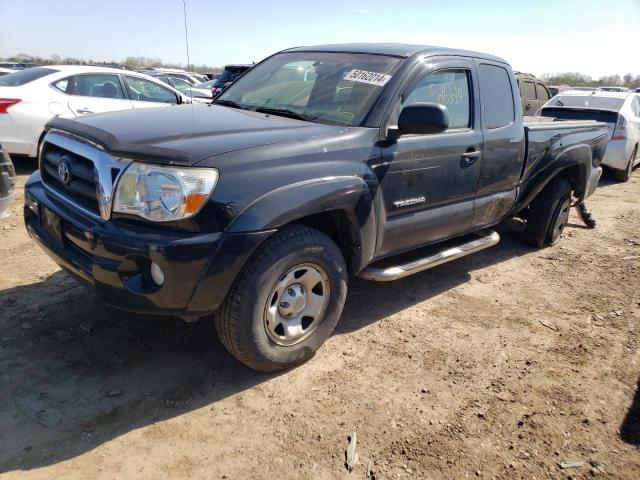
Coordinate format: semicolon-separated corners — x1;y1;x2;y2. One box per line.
397;103;449;135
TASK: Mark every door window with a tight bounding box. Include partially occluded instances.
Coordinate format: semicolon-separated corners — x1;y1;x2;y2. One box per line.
169;77;192;94
125;76;178;104
523;81;536;100
75;74;125;99
401;70;471;129
535;82;549;101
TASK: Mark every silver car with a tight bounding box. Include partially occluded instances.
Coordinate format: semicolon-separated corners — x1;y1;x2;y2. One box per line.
539;90;640;181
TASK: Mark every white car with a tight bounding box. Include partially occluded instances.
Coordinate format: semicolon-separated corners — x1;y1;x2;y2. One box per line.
539;90;640;181
0;65;189;158
0;67;16;77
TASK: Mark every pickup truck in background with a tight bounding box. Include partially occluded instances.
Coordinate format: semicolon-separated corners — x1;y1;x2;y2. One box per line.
515;72;551;115
24;44;609;371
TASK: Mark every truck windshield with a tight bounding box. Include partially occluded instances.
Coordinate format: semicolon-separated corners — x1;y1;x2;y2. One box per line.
215;52;402;126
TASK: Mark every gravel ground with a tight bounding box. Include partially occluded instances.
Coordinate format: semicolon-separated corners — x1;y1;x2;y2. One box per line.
0;159;639;479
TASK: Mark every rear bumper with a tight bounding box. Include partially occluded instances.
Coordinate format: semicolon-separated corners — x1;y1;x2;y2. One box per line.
24;172;272;317
0;114;39;157
585;166;602;198
602;140;630;171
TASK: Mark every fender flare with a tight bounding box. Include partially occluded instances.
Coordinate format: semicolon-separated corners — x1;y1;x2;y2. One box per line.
227;175;377;271
516;144;591;212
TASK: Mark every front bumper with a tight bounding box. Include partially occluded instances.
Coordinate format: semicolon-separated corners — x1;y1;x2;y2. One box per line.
24;172;272;317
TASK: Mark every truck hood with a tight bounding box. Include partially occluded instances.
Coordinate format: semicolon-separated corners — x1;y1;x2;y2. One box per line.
45;103;345;166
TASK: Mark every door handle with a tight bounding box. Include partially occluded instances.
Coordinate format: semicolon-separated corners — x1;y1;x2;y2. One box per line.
76;108;94;114
461;150;481;165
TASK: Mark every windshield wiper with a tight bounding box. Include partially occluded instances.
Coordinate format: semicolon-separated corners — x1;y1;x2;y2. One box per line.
213;99;245;109
253;107;317;122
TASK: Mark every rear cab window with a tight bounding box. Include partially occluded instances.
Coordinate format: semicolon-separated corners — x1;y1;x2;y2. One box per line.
0;67;58;86
477;64;515;129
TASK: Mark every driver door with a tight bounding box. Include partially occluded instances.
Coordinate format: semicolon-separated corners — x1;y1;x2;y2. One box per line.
375;59;483;257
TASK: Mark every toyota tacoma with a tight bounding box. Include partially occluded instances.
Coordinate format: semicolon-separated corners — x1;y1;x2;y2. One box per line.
24;44;609;371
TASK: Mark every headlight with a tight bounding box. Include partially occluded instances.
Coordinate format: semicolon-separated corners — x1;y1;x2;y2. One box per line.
113;162;218;222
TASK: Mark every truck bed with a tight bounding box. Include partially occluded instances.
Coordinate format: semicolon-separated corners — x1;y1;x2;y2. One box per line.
516;117;609;211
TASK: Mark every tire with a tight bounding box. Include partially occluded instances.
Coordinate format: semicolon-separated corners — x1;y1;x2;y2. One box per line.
215;225;348;372
613;147;637;182
523;177;572;248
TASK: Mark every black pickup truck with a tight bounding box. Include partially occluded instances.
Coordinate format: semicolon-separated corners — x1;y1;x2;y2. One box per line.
24;44;608;371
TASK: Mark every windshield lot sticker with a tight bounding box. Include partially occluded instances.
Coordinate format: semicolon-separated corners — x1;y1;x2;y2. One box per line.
343;69;392;86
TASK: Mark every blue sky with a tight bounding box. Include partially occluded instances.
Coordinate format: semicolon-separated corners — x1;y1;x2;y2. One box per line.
0;0;638;77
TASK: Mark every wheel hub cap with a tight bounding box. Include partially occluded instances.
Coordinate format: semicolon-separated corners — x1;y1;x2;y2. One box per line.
264;263;330;346
278;284;307;317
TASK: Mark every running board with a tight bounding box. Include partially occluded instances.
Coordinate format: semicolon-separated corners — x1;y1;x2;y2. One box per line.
358;229;500;282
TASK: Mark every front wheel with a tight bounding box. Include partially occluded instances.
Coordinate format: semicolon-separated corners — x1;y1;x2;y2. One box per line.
215;226;348;372
522;177;572;248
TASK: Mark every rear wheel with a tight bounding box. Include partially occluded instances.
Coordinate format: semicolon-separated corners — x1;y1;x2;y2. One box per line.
215;225;348;372
613;146;637;182
523;177;572;248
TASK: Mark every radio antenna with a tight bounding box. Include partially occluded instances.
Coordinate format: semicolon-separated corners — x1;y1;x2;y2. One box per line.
182;0;193;103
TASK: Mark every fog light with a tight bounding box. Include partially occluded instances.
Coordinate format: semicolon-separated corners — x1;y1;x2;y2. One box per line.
149;261;165;286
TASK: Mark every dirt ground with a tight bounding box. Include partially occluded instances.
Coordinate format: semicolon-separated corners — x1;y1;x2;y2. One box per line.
0;159;639;479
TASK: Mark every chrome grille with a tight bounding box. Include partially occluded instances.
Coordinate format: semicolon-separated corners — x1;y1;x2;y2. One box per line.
39;131;130;220
41;143;100;213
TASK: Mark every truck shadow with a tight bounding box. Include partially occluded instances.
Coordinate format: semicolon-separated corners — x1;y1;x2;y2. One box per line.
619;378;640;445
0;230;534;472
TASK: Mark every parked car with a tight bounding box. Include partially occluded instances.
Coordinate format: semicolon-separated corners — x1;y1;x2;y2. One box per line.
539;90;640;181
0;67;16;77
0;62;37;70
571;86;596;92
141;68;204;85
211;64;251;97
146;73;212;102
549;85;570;97
598;86;629;92
0;65;189;158
515;72;551;115
25;44;608;372
0;142;16;218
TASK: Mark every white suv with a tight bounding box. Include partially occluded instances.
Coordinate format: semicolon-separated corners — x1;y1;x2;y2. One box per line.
539;90;640;181
0;66;189;158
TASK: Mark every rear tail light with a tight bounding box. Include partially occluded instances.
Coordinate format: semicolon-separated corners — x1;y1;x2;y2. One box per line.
612;116;627;140
0;98;21;114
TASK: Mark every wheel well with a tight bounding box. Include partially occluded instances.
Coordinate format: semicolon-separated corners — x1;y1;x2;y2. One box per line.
289;210;360;274
557;164;582;196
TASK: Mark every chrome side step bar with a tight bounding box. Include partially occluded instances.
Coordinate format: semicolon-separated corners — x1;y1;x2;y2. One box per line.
358;229;500;282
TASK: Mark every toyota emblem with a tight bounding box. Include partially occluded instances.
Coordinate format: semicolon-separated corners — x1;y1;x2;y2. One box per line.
57;161;71;185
